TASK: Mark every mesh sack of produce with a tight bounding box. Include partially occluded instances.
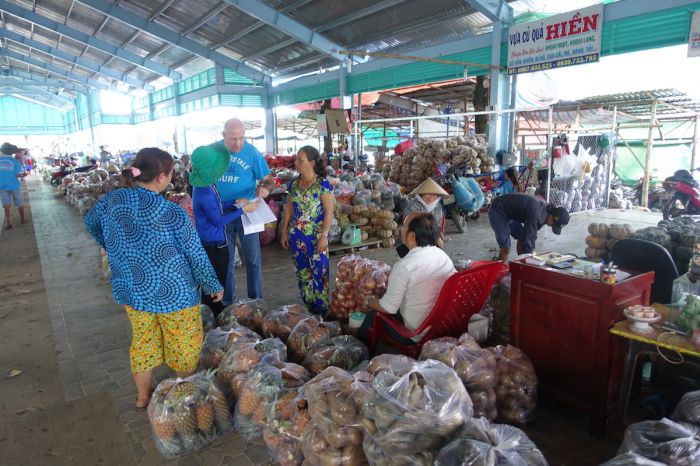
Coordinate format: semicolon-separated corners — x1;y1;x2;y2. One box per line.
433;417;547;466
198;326;261;369
217;298;269;332
287;316;341;363
618;418;700;465
234;361;310;440
262;387;311;466
200;304;215;333
261;304;311;341
303;335;369;375
217;337;287;396
420;336;497;420
671;390;700;425
304;367;371;452
487;345;537;425
363;359;474;463
600;453;667;466
147;371;232;459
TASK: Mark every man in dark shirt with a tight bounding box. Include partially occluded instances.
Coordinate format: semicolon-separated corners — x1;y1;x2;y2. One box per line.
489;193;570;261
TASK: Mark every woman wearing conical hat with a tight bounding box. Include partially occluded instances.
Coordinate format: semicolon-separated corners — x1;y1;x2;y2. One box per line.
403;177;449;235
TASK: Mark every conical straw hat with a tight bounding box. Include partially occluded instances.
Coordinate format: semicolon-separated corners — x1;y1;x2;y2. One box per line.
409;177;449;197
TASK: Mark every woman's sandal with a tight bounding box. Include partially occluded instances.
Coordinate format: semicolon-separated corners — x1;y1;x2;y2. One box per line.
135;389;154;410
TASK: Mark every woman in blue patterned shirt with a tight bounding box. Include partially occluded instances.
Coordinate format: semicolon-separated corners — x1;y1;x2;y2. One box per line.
85;148;222;409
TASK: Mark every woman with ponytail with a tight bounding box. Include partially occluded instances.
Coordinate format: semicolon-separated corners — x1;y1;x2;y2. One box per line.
279;146;334;314
84;147;223;409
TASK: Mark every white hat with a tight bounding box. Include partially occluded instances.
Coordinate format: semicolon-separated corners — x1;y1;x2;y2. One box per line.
409;177;449;197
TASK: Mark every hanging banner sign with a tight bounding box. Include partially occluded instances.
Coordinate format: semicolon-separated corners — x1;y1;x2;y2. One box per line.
689;12;700;58
507;5;604;75
317;114;328;137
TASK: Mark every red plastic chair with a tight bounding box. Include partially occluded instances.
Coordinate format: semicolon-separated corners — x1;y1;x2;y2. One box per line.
367;260;505;358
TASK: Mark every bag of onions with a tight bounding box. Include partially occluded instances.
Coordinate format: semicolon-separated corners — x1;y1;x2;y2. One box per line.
261;304;311;341
262;387;311;466
363;359;474;465
300;367;371;466
216;337;287;397
217;298;269;332
433;417;547;466
198;326;261;369
486;345;538;425
234;361;310;440
330;255;391;320
303;335;369;375
147;371;232;459
330;255;363;320
287;316;341;363
420;335;498;420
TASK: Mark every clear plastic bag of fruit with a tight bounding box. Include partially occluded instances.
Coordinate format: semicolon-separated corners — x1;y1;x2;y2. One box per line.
302;424;369;466
261;304;311;341
671;390;700;425
304;367;371;451
234;361;310;440
147;371;232;459
217;337;287;396
262;387;311;466
303;335;369;375
335;255;363;295
200;304;215;333
420;335;497;420
600;453;667;466
218;298;269;332
618;418;700;465
354;261;391;308
487;345;537;425
198;326;261;369
287;316;341;362
366;353;416;376
434;417;548;466
330;287;358;321
363;359;474;463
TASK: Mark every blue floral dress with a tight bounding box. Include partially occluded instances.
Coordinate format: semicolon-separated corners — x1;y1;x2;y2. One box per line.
288;177;332;314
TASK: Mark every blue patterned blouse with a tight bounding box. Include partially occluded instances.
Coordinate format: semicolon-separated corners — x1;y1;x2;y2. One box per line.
85;187;222;313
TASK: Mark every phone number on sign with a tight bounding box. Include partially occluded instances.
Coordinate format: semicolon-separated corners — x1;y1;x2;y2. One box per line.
508;53;599;75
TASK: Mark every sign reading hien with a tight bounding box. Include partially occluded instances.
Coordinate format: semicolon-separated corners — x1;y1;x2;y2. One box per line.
507;5;604;75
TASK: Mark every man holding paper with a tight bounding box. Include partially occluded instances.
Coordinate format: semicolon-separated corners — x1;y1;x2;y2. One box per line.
213;118;275;303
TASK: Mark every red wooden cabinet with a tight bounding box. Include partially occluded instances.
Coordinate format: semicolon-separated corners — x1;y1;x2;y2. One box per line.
509;260;654;436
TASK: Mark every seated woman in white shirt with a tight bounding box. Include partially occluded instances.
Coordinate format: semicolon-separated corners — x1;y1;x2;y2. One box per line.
357;212;456;343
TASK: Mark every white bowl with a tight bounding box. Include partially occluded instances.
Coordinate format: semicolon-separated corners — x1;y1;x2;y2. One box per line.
623;307;661;335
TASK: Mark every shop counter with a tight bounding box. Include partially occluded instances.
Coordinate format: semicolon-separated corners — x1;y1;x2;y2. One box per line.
509;259;654;436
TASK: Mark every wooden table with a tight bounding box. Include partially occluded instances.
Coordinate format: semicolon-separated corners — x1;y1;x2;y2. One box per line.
610;304;700;425
509;259;654;436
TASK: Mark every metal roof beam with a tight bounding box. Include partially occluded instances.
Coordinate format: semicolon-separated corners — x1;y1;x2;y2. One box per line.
0;29;148;89
221;0;346;61
316;0;407;32
0;0;181;80
76;0;270;83
1;92;69;110
182;2;229;35
241;38;296;62
3;86;74;106
0;78;85;92
465;0;512;24
1;69;85;88
0;49;109;89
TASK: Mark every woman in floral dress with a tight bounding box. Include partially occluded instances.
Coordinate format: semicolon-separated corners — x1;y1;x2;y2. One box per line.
280;146;334;314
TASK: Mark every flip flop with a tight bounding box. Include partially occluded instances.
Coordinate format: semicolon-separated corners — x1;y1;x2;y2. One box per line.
135;389;154;410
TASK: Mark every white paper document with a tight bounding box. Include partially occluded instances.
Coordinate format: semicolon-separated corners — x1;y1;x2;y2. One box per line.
241;198;277;235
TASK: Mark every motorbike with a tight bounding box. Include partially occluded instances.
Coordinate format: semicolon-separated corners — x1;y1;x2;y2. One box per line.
50;160;75;187
662;169;700;219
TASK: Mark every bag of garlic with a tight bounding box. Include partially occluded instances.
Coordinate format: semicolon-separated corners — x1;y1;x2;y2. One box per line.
434;417;547;466
363;359;473;465
147;371;233;459
234;360;310;440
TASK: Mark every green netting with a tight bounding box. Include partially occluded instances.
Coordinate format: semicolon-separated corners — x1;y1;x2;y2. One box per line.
614;141;692;185
362;127;402;148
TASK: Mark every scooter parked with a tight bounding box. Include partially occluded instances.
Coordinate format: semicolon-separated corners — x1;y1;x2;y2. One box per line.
662;169;700;219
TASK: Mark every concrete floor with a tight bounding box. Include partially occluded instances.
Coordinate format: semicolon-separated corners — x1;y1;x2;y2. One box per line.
11;177;665;465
